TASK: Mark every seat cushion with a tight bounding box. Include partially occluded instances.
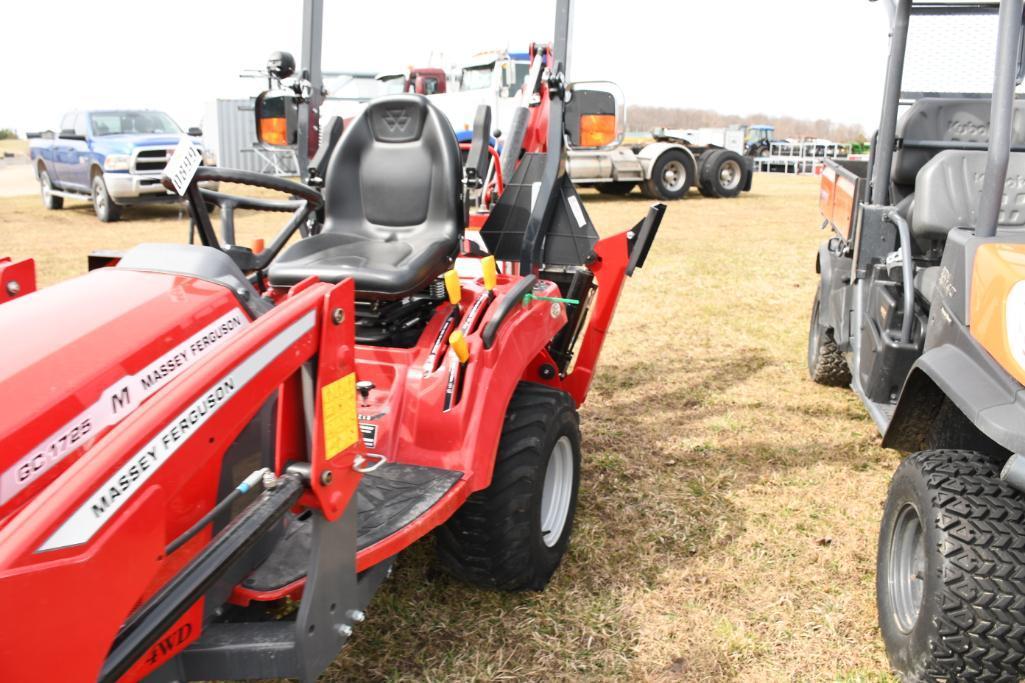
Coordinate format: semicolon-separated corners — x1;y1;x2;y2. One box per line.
268;231;455;297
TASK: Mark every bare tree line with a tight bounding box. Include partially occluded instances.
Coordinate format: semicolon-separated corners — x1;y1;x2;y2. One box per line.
626;106;868;142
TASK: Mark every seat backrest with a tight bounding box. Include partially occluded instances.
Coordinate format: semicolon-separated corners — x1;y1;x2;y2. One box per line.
321;94;462;243
913;149;1025;241
892;97;1025;188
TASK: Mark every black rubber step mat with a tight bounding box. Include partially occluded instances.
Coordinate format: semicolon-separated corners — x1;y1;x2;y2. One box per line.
241;462;463;593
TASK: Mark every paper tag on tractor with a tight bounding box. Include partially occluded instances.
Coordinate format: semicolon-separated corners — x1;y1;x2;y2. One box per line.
164;141;202;196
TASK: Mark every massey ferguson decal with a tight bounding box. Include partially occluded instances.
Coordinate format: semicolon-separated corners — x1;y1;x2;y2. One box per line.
0;310;248;506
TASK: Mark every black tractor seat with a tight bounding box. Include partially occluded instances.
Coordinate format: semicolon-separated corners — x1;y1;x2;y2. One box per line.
268;95;463;299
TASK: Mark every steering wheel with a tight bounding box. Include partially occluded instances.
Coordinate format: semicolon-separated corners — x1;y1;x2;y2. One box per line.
164;166;324;276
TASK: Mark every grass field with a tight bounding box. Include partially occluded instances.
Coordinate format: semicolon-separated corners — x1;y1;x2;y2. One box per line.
0;139;29;157
0;176;899;681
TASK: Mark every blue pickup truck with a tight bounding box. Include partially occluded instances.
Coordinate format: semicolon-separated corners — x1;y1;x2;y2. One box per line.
29;110;217;222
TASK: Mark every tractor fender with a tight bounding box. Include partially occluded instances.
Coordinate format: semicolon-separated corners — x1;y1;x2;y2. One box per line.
883;332;1025;455
634;142;697;179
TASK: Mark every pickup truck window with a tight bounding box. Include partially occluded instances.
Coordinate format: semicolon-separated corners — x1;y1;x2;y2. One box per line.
73;113;88;137
89;111;181;137
60;112;76;135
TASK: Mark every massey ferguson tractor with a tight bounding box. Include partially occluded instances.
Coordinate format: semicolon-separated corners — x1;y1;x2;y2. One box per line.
808;0;1025;678
0;1;664;680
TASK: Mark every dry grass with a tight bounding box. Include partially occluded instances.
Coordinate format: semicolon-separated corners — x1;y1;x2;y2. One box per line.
0;139;30;157
0;176;899;681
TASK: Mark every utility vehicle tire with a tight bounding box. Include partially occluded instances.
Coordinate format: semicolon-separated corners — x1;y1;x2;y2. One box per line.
877;449;1025;681
698;149;746;198
807;289;851;387
39;169;63;210
436;382;581;591
92;174;122;222
642;149;694;200
596;181;636;196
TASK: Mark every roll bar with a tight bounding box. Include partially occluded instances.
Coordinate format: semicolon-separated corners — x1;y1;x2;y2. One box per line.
870;0;911;205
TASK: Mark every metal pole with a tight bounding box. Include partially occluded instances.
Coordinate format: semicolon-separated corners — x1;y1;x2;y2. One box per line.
297;0;324;183
870;0;911;205
977;0;1024;237
518;0;572;272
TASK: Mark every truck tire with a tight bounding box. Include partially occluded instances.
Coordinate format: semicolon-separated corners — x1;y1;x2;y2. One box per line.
877;449;1025;681
39;169;63;210
92;174;123;222
698;149;746;198
807;288;851;387
596;181;636;196
436;382;581;591
642;149;694;200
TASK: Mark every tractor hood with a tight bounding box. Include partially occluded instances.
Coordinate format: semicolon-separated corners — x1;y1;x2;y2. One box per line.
0;267;250;522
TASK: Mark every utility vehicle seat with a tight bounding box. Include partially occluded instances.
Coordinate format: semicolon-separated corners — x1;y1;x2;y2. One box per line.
268;95;462;298
891;97;1025;196
912;149;1025;241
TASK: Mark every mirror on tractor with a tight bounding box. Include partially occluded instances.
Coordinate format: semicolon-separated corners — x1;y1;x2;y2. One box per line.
565;81;624;150
255;90;299;147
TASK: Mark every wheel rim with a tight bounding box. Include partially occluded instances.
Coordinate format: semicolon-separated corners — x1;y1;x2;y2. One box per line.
719;160;742;191
40;173;52;204
661;160;687;192
540;436;574;548
93;179;106;214
888;503;926;633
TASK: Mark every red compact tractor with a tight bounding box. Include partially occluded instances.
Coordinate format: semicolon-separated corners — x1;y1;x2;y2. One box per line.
0;1;664;681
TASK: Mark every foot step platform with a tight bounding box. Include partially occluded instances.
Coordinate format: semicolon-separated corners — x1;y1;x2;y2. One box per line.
242;462;463;593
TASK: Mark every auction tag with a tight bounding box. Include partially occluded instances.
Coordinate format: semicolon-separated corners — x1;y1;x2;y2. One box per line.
164;140;202;196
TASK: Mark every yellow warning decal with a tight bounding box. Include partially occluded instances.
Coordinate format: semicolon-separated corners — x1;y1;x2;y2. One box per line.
321;372;358;460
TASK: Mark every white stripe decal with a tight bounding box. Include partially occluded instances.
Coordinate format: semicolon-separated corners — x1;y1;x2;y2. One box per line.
38;311;315;552
1;309;249;506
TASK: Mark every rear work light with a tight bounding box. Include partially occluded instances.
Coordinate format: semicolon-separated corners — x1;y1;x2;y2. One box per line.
579;114;616;147
259;117;289;147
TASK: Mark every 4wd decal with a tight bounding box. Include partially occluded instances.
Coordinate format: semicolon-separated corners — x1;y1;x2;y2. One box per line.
0;310;248;507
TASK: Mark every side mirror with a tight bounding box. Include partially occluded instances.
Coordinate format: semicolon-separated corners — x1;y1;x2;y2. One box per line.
255;90;298;147
564;81;625;150
187;126;203;137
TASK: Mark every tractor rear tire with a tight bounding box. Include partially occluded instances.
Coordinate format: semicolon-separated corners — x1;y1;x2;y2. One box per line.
642;149;694;200
698;149;746;198
877;449;1025;681
807;289;851;387
436;382;581;591
596;181;636;196
92;174;123;223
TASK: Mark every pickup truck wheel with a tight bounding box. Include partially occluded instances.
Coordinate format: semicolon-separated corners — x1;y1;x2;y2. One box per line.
642;149;694;200
596;181;636;196
878;449;1025;681
435;382;581;591
699;149;746;198
92;174;122;222
39;170;63;210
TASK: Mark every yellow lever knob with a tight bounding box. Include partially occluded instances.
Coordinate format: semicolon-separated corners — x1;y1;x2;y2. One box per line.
449;331;469;363
481;255;497;291
444;269;461;305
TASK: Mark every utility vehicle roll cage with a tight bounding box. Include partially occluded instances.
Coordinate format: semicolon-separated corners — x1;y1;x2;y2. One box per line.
872;0;1025;236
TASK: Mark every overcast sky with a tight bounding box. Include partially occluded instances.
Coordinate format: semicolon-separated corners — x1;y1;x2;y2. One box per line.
3;0;892;135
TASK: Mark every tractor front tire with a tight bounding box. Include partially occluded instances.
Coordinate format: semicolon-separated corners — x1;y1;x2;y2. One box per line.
92;174;123;223
807;289;851;387
877;449;1025;681
436;382;581;591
